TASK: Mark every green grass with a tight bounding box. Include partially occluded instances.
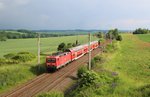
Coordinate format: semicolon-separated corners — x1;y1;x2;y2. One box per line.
68;34;150;97
0;35;97;57
0;35;98;93
136;34;150;42
101;34;150;96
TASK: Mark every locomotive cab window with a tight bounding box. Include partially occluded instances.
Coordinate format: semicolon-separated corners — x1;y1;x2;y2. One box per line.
47;58;56;63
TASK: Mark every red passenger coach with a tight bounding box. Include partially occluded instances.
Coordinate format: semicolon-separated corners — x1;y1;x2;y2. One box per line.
91;41;99;49
68;45;84;61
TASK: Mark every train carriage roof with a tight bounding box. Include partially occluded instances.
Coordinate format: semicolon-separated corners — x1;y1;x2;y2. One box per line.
69;40;98;52
69;45;84;52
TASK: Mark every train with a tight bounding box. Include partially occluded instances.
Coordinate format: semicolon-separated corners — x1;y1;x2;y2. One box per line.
46;40;100;71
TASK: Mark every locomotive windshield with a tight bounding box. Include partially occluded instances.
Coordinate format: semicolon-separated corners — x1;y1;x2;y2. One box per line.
47;58;56;63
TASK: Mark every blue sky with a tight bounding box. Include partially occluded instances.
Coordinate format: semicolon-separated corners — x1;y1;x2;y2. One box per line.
0;0;150;30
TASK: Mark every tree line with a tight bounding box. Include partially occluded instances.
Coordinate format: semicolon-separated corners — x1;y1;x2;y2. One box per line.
133;28;150;34
95;28;122;41
0;30;76;41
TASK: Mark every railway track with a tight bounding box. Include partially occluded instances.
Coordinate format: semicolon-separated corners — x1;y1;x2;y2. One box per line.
0;41;109;97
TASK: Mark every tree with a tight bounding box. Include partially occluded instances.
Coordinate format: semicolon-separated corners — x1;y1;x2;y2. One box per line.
57;43;66;51
0;36;7;41
96;32;103;38
116;35;122;41
106;28;123;41
67;43;73;48
133;28;150;34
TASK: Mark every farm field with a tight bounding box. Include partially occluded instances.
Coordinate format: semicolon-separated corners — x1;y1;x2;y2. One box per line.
0;35;97;57
68;34;150;97
136;34;150;42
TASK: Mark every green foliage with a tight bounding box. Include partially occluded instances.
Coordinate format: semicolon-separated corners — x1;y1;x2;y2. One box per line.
37;91;64;97
68;34;150;97
104;41;120;53
0;36;7;41
57;42;66;51
105;29;122;41
68;70;120;97
116;35;122;41
77;66;88;79
96;32;103;38
1;52;35;65
67;43;73;48
57;42;77;51
0;58;19;65
4;53;16;59
78;69;99;87
30;64;47;75
0;65;35;91
12;53;36;62
133;28;150;34
94;54;106;64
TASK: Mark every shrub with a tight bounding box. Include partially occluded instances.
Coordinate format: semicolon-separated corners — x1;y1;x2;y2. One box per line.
12;52;36;62
79;70;100;87
0;58;19;65
77;66;88;78
30;64;47;75
4;53;16;59
18;52;30;54
116;35;122;41
37;91;64;97
0;58;8;65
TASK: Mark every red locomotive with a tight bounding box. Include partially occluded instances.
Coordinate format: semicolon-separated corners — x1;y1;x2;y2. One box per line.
46;41;99;71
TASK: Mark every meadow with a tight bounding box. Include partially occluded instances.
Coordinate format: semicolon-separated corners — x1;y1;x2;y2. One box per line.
0;35;97;57
68;34;150;97
0;35;98;93
102;34;150;96
136;34;150;42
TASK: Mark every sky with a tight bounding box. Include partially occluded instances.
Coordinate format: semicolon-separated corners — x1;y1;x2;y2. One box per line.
0;0;150;30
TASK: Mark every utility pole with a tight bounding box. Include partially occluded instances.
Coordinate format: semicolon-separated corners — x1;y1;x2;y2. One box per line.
76;32;79;45
88;33;91;70
37;33;40;69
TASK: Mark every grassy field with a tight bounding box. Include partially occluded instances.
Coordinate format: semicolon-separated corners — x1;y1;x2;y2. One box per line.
0;35;97;57
0;35;98;93
102;34;150;96
68;34;150;97
136;34;150;42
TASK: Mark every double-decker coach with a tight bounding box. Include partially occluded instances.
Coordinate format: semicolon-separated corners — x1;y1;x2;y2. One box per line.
46;40;99;71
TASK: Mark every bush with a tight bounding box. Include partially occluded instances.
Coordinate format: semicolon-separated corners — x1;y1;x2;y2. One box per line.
79;70;100;87
0;58;19;65
77;66;88;78
18;52;30;54
11;52;36;62
116;35;122;41
37;91;64;97
4;53;16;59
